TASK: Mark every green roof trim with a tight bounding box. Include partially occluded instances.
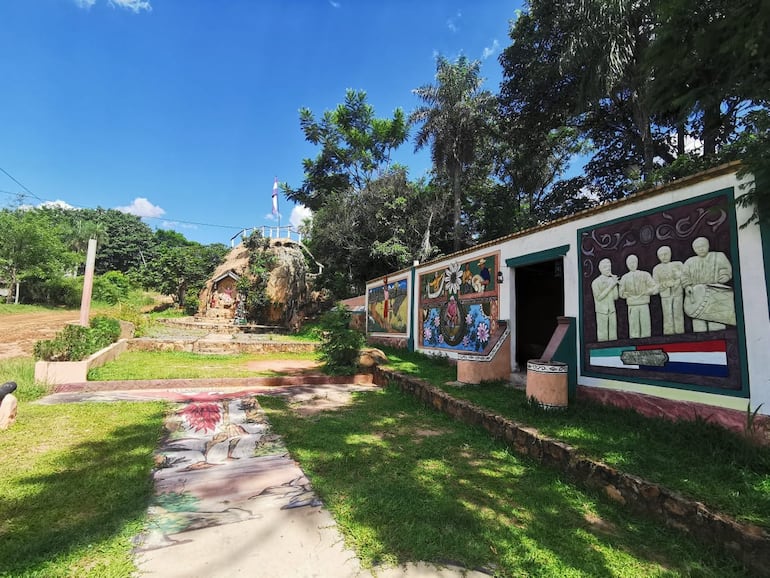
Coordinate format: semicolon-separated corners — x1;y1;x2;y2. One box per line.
505;245;570;268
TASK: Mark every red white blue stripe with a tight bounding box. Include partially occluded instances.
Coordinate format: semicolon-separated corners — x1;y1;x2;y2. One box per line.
589;340;728;377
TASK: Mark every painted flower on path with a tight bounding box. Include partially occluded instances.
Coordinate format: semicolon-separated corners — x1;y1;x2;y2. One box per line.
180;402;222;433
444;262;462;295
476;322;490;344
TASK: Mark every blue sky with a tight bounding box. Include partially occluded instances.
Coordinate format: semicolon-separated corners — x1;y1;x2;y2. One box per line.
0;1;521;246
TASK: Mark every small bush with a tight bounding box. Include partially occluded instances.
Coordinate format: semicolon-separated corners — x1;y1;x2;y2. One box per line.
90;315;121;348
317;304;364;375
92;271;132;304
33;316;122;361
21;275;82;307
183;296;199;316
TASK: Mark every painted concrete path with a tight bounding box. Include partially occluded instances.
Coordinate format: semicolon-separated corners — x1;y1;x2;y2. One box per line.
41;383;489;578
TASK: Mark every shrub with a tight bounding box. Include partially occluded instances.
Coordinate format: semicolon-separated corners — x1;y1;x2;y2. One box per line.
33;316;122;361
21;275;82;307
317;303;364;375
183;296;199;316
89;315;121;349
92;271;133;304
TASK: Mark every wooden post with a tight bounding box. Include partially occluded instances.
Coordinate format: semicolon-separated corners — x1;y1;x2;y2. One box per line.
79;238;97;327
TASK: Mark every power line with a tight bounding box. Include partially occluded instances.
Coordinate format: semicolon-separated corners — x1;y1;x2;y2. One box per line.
0;166;45;202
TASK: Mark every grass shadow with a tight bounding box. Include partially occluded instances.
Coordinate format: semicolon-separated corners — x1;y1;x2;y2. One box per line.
260;387;748;577
0;402;166;576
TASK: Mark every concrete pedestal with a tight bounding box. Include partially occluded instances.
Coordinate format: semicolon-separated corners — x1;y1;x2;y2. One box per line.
526;359;568;409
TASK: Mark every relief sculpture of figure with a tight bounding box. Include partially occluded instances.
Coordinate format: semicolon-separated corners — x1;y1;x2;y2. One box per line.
591;258;619;342
652;246;685;335
619;254;658;339
681;236;735;332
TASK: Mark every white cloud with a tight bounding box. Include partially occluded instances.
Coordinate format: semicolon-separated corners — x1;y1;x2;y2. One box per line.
74;0;151;12
161;220;197;230
116;197;165;218
447;11;462;33
329;0;341;7
290;204;312;229
110;0;151;12
482;39;499;60
41;199;75;210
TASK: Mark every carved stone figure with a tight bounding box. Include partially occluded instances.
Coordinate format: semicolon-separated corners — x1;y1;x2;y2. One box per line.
681;236;735;331
619;254;658;339
653;246;685;335
591;258;619;342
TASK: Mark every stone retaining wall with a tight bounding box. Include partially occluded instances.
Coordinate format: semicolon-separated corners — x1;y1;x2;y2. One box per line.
372;367;770;576
128;338;317;355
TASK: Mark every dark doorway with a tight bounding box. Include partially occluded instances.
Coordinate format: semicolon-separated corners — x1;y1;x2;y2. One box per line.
515;258;564;368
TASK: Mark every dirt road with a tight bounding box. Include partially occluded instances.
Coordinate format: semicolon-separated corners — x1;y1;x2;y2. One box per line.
0;310;81;360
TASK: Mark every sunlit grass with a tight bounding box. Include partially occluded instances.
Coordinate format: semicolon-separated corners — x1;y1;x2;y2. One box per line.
261;388;748;577
0;401;167;577
88;349;318;380
379;347;770;530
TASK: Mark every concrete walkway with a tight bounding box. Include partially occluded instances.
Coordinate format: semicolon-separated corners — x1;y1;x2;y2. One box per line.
40;379;490;578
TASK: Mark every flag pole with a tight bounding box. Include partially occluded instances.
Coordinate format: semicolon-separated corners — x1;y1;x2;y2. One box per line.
272;176;280;237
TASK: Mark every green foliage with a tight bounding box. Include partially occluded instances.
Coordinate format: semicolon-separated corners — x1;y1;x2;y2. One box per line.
411;55;496;250
0;208;75;303
237;232;276;322
183;295;199;315
139;230;228;305
89;315;122;346
92;270;133;304
0;357;45;401
20;274;82;308
286;89;409;211
33;316;121;361
317;304;364;374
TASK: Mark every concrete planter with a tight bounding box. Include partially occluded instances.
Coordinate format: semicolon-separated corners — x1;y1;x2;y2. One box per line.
34;339;129;385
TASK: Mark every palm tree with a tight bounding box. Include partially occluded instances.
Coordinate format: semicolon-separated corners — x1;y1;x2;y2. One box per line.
410;55;495;251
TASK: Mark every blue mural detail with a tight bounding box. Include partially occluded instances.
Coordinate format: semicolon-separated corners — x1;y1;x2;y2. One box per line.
422;303;492;352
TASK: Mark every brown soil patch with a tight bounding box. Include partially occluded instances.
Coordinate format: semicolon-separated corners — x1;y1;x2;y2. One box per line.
0;310;80;360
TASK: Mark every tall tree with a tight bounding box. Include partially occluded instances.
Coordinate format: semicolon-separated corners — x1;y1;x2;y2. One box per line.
0;209;73;303
286;89;408;211
140;230;228;305
410;55;496;251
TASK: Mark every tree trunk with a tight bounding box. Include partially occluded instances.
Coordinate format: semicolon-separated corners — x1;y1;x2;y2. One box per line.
419;211;434;263
702;101;720;157
452;166;462;251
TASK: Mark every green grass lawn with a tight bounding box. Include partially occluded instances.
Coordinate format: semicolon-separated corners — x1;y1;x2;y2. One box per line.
2;341;765;576
88;349;319;380
381;348;770;530
261;388;748;577
0;357;166;577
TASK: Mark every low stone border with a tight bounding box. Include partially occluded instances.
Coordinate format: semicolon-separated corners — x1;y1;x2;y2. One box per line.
128;338;317;355
34;339;129;385
372;367;770;576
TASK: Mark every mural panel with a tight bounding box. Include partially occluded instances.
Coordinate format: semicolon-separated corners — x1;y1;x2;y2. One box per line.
419;254;500;353
578;190;747;394
367;277;408;334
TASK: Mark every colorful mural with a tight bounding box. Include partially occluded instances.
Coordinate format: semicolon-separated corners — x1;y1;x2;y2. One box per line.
578;190;747;394
367;277;408;334
419;254;500;353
